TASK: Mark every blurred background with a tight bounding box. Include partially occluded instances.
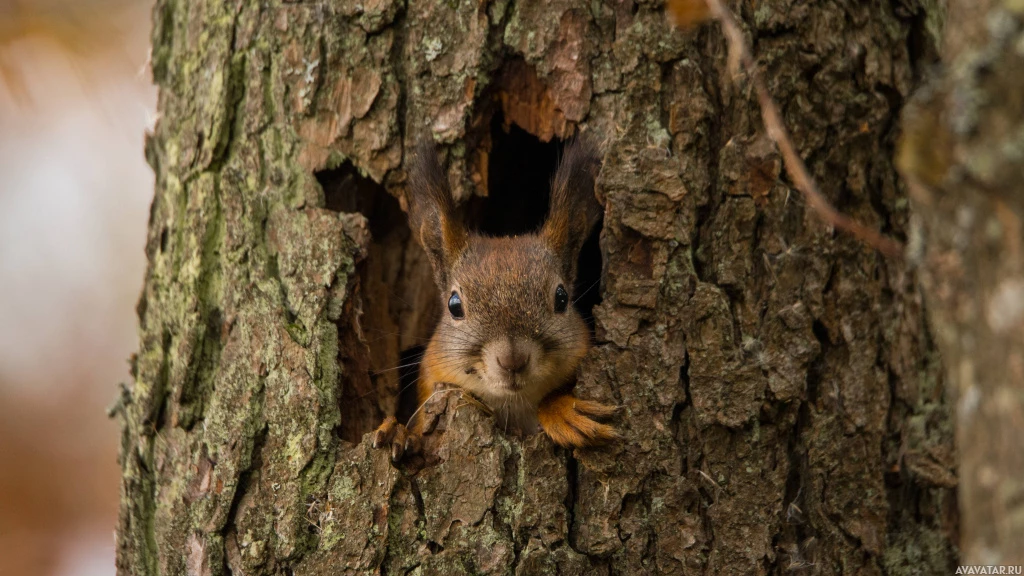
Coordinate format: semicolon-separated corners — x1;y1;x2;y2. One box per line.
0;0;155;574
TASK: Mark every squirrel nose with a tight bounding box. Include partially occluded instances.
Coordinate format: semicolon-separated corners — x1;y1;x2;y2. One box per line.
497;349;530;373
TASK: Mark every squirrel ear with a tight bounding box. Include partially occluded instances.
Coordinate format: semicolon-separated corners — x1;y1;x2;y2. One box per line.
407;141;467;288
542;135;603;282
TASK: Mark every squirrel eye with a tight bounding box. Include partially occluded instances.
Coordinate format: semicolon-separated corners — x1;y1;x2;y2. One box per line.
448;291;465;319
554;284;569;313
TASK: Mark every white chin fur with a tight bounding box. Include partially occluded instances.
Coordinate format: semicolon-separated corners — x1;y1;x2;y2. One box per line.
458;371;544;433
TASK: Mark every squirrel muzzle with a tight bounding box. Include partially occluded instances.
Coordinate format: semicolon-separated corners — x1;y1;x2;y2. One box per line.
484;337;541;391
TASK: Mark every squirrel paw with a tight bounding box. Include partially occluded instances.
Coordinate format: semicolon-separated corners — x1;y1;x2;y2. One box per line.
372;416;421;462
537;394;620;449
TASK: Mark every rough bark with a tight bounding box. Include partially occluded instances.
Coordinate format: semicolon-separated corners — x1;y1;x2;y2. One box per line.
115;0;958;574
900;0;1024;566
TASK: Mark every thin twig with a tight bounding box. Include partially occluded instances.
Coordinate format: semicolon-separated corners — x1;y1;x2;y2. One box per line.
672;0;904;258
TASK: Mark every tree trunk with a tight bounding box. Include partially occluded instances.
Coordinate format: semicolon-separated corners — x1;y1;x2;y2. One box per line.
115;0;958;574
899;0;1024;566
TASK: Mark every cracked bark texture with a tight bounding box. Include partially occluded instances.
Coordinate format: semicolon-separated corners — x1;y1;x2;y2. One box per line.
899;0;1024;566
115;0;958;574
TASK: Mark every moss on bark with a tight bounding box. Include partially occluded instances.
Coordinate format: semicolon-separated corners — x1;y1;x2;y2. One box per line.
116;0;958;574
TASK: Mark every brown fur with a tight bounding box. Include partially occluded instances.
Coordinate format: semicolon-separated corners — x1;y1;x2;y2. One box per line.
374;137;617;459
406;140;469;289
543;136;603;281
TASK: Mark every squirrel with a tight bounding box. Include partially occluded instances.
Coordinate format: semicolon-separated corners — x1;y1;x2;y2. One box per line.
373;137;619;460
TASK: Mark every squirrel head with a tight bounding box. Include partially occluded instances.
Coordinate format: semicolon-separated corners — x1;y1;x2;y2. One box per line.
406;137;603;407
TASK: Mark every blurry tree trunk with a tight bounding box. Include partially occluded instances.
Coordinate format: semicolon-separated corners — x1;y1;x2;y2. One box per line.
900;0;1024;566
115;0;958;574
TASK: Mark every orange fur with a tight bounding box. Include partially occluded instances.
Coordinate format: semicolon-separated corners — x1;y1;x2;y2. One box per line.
537;393;619;448
665;0;712;28
413;342;450;433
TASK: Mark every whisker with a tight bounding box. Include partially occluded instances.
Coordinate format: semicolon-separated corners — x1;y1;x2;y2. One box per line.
503;395;510;433
368;347;479;375
572;277;602;306
406;388;463;427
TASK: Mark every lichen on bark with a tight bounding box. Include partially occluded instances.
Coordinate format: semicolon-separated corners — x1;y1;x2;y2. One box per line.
117;0;958;574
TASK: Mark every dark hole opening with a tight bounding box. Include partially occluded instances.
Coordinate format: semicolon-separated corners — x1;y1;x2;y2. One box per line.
477;116;560;236
319;162;402;239
475;114;604;326
316;162;420;443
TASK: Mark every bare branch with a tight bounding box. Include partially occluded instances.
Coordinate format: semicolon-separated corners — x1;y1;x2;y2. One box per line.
668;0;904;258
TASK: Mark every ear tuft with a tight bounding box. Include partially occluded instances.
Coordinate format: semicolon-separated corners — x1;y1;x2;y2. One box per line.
542;135;603;282
406;141;467;288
